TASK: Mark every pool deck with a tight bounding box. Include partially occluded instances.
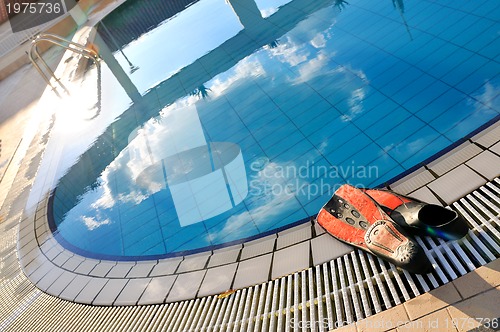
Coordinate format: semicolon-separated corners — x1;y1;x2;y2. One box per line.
0;0;498;330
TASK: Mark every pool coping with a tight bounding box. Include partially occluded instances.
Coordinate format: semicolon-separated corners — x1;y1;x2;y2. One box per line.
17;118;500;305
13;0;500;307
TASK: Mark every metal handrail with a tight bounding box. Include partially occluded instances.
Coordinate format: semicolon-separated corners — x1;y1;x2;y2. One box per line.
29;33;100;94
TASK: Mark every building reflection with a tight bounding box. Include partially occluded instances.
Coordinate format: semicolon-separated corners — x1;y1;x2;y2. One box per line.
51;0;342;230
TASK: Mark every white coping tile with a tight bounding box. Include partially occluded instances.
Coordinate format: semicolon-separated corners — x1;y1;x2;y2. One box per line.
490;141;500;155
408;186;443;206
208;246;241;268
51;250;73;266
276;223;312;250
35;222;50;237
39;237;57;253
310;234;353;266
150;257;183;276
19;236;38;253
115;278;151;306
272;241;310;279
233;253;272;289
313;220;325;236
177;252;211;273
19;246;39;268
240;235;276;260
21;250;46;277
36;266;64;291
427;165;487;205
46;271;77;296
472;121;500;147
89;261;117;277
28;260;55;284
138;275;177;305
18;223;34;239
427;142;483;176
106;262;135;278
74;278;109;305
126;261;157;278
44;246;61;260
36;231;52;248
93;279;129;306
59;275;93;302
74;259;100;275
166;270;206;303
391;167;436;194
465;150;500;180
61;254;86;271
198;263;238;298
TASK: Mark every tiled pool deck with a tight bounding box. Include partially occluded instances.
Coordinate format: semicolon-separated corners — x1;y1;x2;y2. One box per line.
0;0;499;330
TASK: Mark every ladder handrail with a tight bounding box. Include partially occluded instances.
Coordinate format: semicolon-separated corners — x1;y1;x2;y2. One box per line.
29;33;100;94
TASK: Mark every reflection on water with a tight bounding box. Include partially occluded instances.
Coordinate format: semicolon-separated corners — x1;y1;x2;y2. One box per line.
98;0;244;93
44;0;500;258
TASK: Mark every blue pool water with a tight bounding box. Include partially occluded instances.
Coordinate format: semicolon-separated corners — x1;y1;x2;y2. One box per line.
48;0;500;259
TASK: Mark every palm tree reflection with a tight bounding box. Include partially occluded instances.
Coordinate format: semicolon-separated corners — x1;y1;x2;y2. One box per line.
191;85;212;99
266;40;280;49
334;0;348;11
392;0;413;40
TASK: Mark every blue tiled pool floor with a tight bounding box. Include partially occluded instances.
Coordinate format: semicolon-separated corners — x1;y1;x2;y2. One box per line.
40;0;499;259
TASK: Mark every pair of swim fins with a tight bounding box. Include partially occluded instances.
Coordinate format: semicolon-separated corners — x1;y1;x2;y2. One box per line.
317;184;469;274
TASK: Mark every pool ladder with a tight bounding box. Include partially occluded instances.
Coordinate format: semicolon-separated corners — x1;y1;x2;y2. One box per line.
29;33;100;94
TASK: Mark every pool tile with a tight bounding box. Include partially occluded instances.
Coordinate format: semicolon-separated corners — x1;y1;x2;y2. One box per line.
150;257;183;276
106;262;134;278
472;121;500;147
198;263;238;297
240;235;276;260
126;261;157;278
74;278;109;305
408;186;443;206
427;165;486;205
89;261;117;277
385;125;441;163
74;259;100;275
177;252;211;273
138;275;177;305
115;278;152;306
233;253;272;289
36;267;64;291
490;142;500;155
272;241;310;279
276;222;312;250
391;167;436;195
59;275;93;302
433;105;495;140
428;142;483;176
465;151;500;180
61;255;86;271
208;245;242;268
311;234;353;266
167;270;206;302
400;136;453;170
28;260;56;284
93;279;128;306
46;271;77;296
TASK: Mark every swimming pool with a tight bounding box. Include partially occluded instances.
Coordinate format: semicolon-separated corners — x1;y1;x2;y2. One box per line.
46;0;499;259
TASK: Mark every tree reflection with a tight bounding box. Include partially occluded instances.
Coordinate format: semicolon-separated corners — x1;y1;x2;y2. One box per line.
334;0;349;11
191;85;212;99
392;0;413;40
